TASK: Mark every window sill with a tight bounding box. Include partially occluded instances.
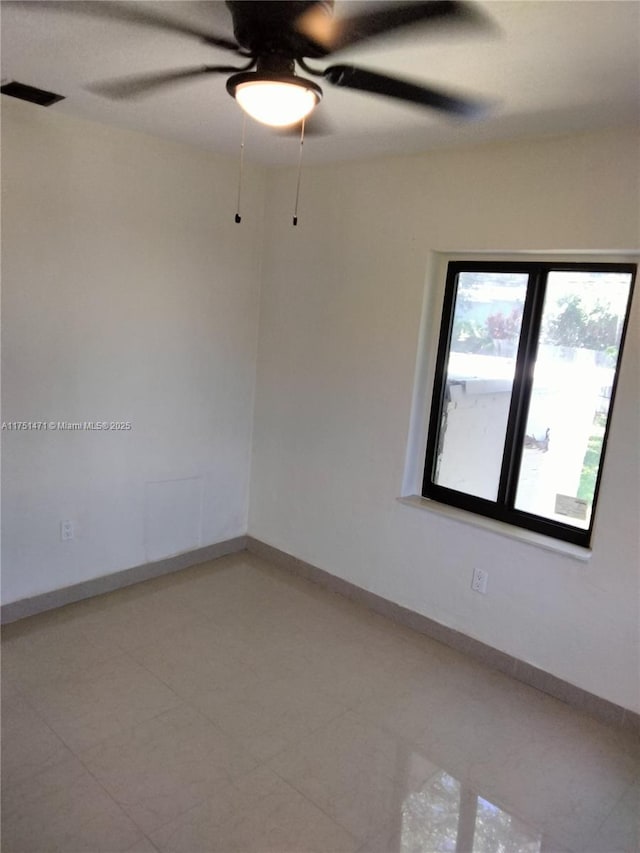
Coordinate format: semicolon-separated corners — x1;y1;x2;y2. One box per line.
397;495;593;562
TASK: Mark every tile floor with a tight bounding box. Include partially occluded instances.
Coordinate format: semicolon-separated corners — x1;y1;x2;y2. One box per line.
2;552;638;853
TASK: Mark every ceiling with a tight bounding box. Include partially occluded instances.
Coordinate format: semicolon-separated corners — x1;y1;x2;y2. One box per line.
2;0;639;165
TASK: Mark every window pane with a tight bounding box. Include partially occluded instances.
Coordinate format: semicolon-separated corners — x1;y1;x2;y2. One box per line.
515;270;633;528
433;272;528;500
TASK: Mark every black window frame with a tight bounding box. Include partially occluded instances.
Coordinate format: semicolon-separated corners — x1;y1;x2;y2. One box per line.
422;260;636;547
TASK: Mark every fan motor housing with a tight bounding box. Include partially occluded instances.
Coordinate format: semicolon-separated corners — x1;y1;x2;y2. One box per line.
225;0;334;58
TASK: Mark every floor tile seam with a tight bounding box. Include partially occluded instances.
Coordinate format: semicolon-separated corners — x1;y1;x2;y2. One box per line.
20;648;190;757
306;633;435;668
348;711;449;769
75;619;148;657
47;779;149;847
2;746;75;799
114;646;207;719
264;707;440;837
73;696;258;778
66;691;182;759
261;702;356;765
110;607;230;647
127;784;217;840
144;593;248;629
265;762;362;847
134;832;161;853
337;705;443;762
143;754;347;848
71;733;255;841
238;702;355;765
131;838;161;853
12;648;144;694
70;695;218;772
343;670;452;721
588;775;640;837
146;766;357;852
48;744;151;849
153;695;270;770
12;608;145;659
2;683;78;784
123;640;202;688
1;748;82;820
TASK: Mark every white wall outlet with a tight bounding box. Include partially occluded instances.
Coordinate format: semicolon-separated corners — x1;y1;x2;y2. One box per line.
60;520;74;541
471;567;488;594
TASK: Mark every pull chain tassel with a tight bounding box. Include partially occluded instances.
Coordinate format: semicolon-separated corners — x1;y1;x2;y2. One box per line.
235;114;246;224
293;118;305;227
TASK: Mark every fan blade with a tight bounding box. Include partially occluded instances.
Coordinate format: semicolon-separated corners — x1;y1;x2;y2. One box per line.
87;65;247;100
295;1;484;54
4;1;241;53
324;64;490;117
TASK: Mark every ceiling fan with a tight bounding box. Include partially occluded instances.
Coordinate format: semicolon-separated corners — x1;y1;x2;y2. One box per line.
55;0;493;128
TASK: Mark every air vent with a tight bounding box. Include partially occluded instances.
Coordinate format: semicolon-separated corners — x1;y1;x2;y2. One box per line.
1;80;65;107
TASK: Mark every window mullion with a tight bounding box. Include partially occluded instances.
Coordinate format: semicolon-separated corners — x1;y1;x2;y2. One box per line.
497;268;547;507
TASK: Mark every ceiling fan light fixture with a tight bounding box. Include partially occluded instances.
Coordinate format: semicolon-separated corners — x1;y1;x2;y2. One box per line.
227;72;322;127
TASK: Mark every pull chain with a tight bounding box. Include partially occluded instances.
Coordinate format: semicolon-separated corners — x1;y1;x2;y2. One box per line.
293;118;305;226
235;113;247;224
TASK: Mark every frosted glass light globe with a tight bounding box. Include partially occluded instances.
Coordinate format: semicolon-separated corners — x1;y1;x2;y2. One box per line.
229;74;322;127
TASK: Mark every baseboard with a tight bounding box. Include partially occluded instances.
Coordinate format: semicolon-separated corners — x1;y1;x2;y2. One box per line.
246;536;640;735
0;536;247;624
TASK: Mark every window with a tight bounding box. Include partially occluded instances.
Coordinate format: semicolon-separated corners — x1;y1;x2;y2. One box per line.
423;261;636;546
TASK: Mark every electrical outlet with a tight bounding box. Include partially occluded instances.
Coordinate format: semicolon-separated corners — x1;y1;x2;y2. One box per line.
60;520;74;541
471;567;488;594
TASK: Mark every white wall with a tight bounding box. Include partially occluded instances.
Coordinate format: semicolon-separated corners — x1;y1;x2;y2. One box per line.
250;128;640;712
1;98;265;604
